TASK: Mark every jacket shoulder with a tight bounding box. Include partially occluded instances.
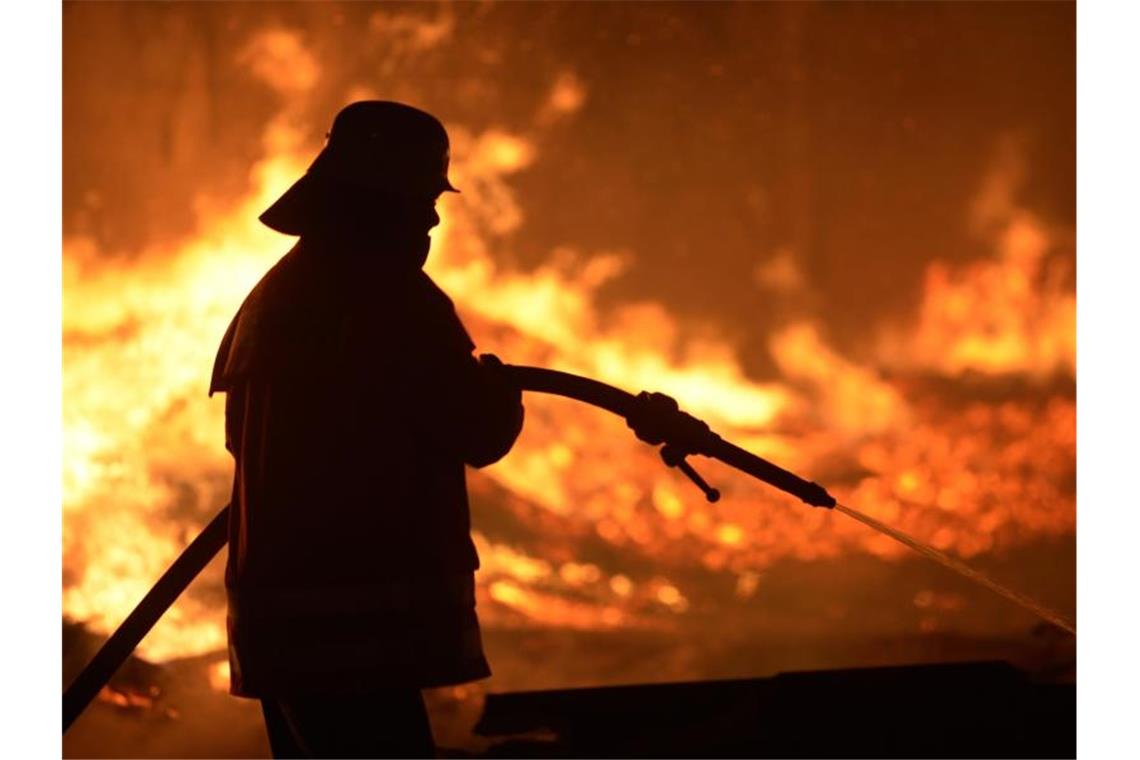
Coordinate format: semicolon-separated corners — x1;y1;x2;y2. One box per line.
407;272;476;354
209;247;325;395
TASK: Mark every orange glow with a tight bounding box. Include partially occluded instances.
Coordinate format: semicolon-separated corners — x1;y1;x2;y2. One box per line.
97;685;158;710
62;26;1074;665
207;660;231;693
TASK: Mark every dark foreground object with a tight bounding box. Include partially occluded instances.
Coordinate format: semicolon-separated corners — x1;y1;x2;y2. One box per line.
475;661;1074;758
262;689;434;758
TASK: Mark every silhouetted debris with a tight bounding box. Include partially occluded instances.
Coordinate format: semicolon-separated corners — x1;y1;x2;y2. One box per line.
475;661;1074;758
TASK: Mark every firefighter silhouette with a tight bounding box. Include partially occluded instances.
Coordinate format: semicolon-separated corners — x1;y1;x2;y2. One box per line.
209;101;525;758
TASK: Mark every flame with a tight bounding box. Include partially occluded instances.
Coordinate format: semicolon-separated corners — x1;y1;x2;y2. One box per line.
877;146;1076;379
97;685;157;710
237;30;321;95
882;212;1075;377
63;27;1073;667
537;72;588;124
207;659;231;693
770;321;908;436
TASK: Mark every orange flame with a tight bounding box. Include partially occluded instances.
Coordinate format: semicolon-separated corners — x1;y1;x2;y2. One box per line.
63;28;1073;664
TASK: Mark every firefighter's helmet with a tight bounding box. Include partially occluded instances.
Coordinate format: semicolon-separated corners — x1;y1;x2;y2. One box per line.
260;101;459;235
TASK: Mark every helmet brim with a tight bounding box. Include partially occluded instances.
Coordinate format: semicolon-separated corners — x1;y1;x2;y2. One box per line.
258;173;318;236
259;171;460;237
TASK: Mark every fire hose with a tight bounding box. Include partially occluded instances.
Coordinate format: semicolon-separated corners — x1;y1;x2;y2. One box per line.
62;364;834;732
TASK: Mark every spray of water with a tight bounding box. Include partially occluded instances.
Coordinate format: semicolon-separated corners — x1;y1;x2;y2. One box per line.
834;502;1076;635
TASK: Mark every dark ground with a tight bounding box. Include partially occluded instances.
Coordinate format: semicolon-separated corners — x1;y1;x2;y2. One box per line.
63;537;1074;758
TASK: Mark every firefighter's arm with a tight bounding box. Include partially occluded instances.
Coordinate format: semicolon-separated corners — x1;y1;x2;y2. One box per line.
462;352;525;467
394;306;523;467
406;345;523;468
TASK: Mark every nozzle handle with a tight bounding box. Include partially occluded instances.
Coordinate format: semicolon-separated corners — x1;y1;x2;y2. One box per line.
661;445;721;502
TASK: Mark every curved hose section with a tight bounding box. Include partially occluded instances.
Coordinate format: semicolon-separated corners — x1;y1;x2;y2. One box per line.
500;365;835;509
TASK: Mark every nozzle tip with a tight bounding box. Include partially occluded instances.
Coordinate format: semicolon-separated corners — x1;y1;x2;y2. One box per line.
803;482;836;509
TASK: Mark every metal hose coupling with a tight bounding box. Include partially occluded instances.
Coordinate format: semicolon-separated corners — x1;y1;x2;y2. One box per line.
625;391;716;453
624;389;835;508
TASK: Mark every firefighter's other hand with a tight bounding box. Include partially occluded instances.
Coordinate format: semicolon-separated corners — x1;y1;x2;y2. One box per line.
626;391;712;451
478;353;505;369
478;353;522;405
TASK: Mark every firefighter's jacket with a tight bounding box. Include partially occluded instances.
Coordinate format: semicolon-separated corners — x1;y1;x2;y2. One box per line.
209;240;524;696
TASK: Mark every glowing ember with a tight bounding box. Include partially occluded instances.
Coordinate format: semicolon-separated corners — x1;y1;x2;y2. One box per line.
207;660;231;693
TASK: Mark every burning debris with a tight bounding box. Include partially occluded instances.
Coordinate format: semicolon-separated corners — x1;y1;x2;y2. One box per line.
63;622;174;722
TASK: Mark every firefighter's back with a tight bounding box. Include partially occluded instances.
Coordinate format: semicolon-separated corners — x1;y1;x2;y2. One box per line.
214;241;492;697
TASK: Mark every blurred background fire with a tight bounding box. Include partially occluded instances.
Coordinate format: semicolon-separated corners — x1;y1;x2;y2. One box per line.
62;2;1074;757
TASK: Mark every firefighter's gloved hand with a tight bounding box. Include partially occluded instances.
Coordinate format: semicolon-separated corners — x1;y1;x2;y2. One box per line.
478;353;523;407
626;391;713;453
460;353;524;468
